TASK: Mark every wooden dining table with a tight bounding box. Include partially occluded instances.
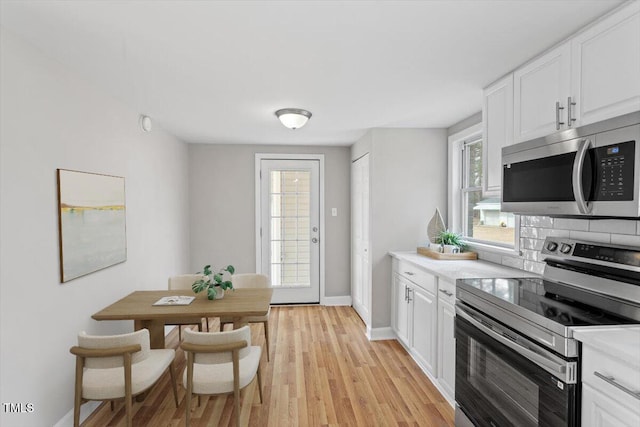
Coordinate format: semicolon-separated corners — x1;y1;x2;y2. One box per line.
92;288;273;349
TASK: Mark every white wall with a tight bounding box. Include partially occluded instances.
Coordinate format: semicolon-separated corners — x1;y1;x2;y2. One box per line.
188;143;351;298
0;30;190;426
352;128;448;329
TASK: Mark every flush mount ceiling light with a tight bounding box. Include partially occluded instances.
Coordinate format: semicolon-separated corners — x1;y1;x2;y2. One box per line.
275;108;312;130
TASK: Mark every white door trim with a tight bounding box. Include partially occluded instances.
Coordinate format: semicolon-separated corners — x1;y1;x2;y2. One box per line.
255;153;325;304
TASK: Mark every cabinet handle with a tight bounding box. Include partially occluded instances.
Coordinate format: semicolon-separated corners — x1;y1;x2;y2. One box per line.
407;288;413;302
567;96;576;126
404;271;415;276
594;371;640;400
404;286;408;302
439;289;454;297
555;101;565;130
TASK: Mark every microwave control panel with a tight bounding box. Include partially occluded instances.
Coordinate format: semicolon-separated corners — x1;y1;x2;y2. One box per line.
592;140;635;201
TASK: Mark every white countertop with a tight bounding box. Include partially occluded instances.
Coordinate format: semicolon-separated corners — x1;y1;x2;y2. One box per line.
389;251;539;282
572;326;640;368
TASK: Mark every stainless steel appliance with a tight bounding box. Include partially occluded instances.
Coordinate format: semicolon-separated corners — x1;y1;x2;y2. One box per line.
501;111;640;218
454;237;640;427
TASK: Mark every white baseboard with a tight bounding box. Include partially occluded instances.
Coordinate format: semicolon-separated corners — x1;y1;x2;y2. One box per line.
366;326;396;341
54;401;101;427
322;295;352;306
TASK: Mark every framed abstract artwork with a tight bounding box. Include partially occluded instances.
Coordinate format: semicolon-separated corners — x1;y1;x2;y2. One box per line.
57;169;127;282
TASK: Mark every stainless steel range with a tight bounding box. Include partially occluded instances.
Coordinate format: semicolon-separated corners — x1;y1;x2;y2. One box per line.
454;237;640;427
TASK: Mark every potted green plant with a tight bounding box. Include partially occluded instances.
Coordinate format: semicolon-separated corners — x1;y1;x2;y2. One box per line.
436;230;466;253
192;264;235;300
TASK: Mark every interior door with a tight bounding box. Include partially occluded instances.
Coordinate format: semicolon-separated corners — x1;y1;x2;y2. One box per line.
259;159;320;304
351;153;370;323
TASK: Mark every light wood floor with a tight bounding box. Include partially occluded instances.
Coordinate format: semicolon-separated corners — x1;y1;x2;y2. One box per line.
82;306;454;426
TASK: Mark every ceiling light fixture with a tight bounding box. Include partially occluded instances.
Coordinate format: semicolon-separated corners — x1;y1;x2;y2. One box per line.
275;108;312;130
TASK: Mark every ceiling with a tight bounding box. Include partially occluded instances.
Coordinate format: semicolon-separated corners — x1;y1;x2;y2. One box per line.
0;0;625;146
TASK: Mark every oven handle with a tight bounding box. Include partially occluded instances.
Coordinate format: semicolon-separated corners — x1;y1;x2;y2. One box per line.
456;306;576;383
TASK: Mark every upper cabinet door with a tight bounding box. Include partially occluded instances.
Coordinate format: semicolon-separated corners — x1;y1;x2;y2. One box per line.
483;74;513;194
571;1;640;127
514;42;571;143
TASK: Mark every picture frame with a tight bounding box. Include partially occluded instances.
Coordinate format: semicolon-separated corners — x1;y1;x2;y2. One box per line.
57;169;127;282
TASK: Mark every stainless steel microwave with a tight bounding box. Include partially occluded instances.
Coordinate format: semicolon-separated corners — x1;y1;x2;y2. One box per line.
501;111;640;218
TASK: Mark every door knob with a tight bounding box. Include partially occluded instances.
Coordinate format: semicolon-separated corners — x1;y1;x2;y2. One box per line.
312;237;318;243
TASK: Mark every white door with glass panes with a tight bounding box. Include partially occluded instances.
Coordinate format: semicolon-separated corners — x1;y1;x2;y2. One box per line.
259;159;320;304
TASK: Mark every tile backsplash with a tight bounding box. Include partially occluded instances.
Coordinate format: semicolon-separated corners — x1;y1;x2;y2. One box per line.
475;216;640;275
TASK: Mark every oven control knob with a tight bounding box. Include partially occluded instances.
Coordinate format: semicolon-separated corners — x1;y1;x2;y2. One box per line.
546;241;558;252
560;243;572;254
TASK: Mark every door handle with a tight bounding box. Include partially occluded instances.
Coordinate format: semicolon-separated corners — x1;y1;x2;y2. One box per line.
439;289;454;297
572;138;592;214
594;371;640;400
567;96;576;126
555;101;565;130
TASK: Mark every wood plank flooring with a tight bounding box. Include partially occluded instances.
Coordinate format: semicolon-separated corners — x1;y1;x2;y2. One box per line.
82;306;454;426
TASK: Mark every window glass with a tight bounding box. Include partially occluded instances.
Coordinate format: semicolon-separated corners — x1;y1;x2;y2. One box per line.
462;139;515;246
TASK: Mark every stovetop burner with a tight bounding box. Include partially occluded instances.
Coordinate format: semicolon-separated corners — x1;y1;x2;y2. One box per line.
458;277;635;328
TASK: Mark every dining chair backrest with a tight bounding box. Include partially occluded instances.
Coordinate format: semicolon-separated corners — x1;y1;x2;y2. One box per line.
231;273;270;289
183;326;252;364
78;329;150;369
168;274;205;291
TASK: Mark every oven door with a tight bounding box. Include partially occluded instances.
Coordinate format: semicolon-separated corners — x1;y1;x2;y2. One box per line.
455;304;578;427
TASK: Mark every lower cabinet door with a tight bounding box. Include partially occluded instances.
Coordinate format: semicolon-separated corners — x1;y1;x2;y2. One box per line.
394;275;410;345
410;286;436;375
582;383;640;427
437;298;456;402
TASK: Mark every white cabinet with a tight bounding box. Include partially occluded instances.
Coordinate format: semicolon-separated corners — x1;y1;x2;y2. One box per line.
411;285;437;374
484;2;640;187
351;153;371;325
580;338;640;427
582;384;639;427
513;42;571;143
436;279;456;404
391;260;437;376
482;74;513;193
392;272;410;345
571;1;640;126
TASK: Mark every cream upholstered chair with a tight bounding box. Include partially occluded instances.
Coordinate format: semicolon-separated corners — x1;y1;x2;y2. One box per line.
69;329;178;427
181;326;263;427
220;273;272;361
167;274;208;339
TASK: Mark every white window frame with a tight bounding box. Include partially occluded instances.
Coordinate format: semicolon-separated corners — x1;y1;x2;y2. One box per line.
448;124;520;255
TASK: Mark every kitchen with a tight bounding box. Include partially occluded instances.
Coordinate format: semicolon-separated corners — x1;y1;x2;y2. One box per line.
1;1;639;426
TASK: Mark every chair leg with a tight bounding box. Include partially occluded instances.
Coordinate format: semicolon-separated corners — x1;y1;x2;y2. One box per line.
169;362;179;408
110;400;115;411
233;349;241;427
263;320;270;361
178;325;182;341
206;317;209;332
186;352;193;427
124;353;133;427
73;356;84;427
257;363;263;404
